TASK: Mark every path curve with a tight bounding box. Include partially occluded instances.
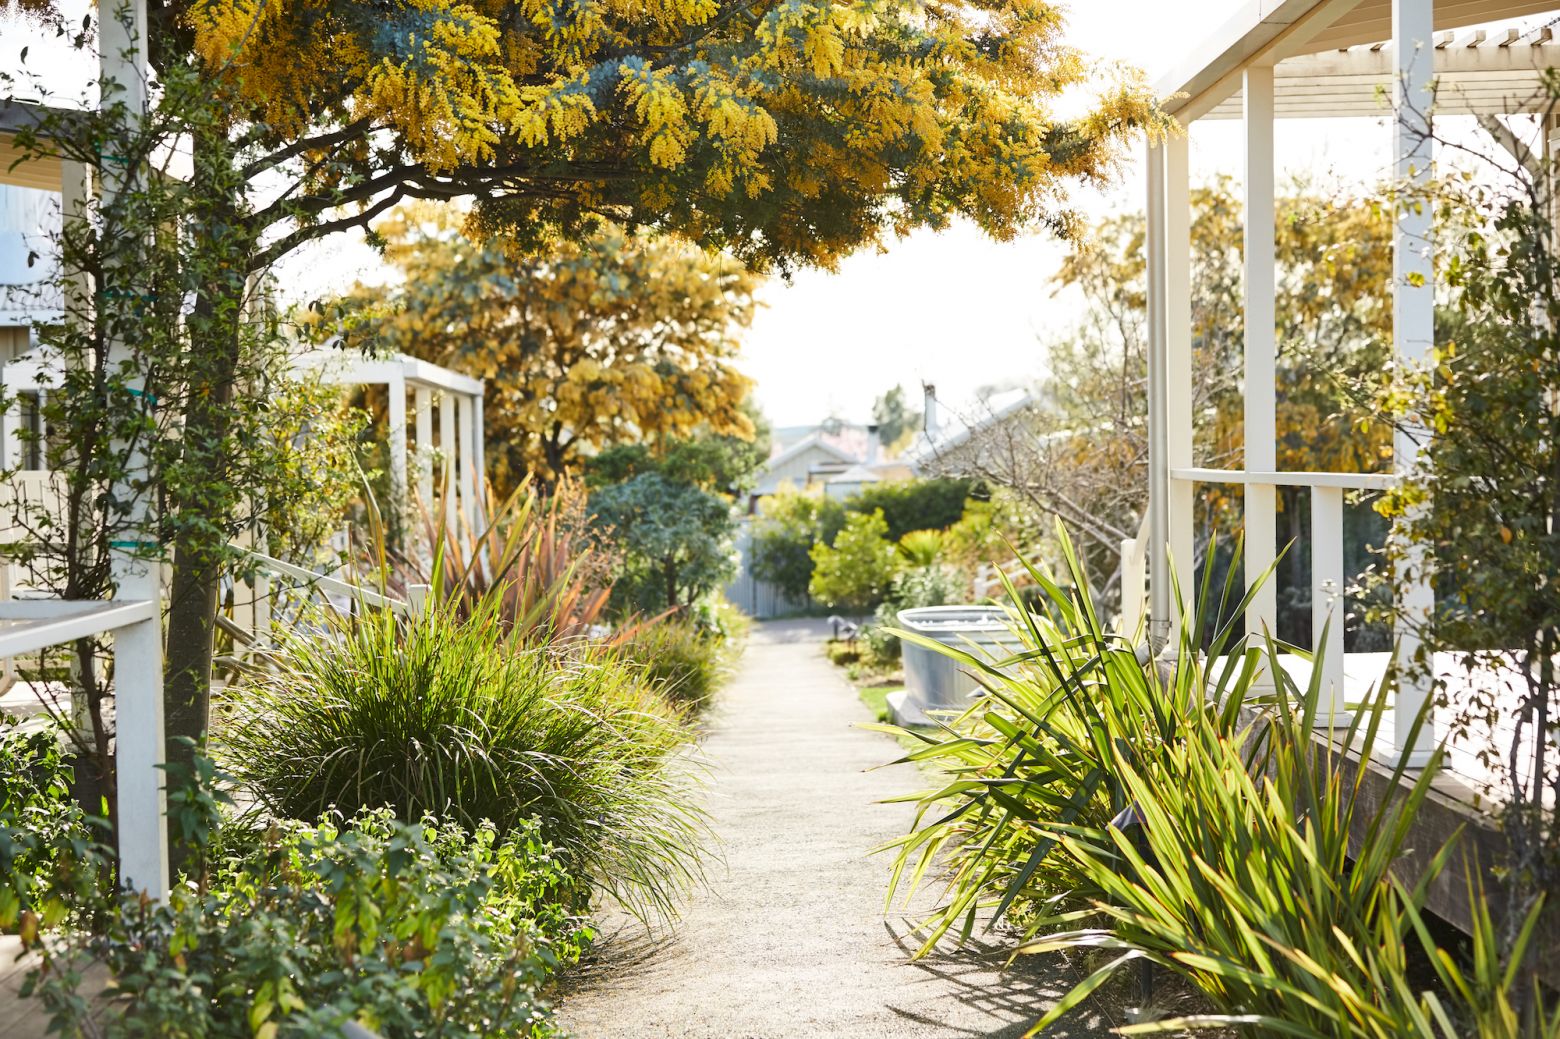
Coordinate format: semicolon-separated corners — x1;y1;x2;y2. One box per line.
557;619;1107;1039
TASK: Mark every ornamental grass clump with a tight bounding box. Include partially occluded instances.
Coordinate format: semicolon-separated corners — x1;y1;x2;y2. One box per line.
220;597;707;919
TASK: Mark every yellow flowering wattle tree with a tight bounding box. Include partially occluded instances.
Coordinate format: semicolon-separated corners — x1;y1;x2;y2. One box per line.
342;204;757;490
165;0;1168;270
19;0;1169;797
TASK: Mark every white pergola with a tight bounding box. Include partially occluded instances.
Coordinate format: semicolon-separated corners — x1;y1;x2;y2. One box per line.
1143;0;1560;768
292;348;486;533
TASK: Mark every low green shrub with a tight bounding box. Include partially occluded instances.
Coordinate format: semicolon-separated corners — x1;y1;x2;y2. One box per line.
29;808;588;1039
618;617;731;713
220;600;707;918
0;723;105;935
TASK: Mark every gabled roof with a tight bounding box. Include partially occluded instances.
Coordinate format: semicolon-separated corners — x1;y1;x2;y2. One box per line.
902;389;1035;470
762;431;857;473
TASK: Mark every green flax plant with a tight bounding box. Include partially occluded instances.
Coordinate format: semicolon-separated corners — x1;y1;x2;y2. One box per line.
876;521;1276;956
219;591;708;920
879;522;1558;1036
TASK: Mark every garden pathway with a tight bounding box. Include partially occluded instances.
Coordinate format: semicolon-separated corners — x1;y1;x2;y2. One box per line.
557;619;1109;1039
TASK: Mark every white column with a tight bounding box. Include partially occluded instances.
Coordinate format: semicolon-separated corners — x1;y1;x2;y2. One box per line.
439;392;457;533
1311;486;1347;724
472;388;486;507
1145;141;1171;651
101;0;167;903
1388;0;1436;768
456;394;476;532
387;373;408;532
414;386;433;510
1243;65;1279;641
1164;134;1196;643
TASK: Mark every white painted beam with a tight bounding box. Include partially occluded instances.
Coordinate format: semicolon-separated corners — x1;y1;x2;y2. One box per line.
1145;141;1171;651
1311;486;1348;724
1164;134;1196;641
100;0;167;903
456;394;476;534
414;387;433;511
386;372;409;531
1243;65;1279;641
439;392;458;533
1386;0;1436;769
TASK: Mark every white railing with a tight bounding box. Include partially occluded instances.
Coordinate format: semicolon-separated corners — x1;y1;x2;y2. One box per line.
0;597;166;900
1168;466;1431;766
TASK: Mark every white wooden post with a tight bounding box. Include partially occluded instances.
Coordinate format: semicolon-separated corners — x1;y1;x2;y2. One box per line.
1243;64;1279;641
1164;134;1196;643
386;373;408;531
456;394;476;532
1120;537;1145;638
414;386;433;511
1146;140;1172;650
1311;486;1348;724
1388;0;1436;768
101;0;168;902
439;391;457;533
471;389;486;508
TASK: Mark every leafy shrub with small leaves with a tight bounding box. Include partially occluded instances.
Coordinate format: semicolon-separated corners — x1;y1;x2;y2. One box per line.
861;565;965;664
29;809;588;1039
0;723;106;936
808;509;901;613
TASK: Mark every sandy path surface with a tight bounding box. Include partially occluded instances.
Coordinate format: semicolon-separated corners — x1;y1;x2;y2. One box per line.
556;619;1108;1039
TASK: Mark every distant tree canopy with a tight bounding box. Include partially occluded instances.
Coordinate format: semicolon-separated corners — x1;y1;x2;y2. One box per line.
333;205;758;488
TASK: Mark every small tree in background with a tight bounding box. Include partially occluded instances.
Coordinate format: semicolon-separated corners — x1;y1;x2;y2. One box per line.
809;510;901;615
591;474;736;615
749;490;848;603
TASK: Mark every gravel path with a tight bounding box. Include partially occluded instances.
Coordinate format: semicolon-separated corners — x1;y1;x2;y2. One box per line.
557;619;1109;1039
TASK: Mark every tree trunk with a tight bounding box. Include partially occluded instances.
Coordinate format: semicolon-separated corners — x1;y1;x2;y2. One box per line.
161;125;250;853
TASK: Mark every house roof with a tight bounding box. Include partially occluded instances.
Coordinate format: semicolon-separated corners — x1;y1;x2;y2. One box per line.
1156;0;1560;122
762;432;857;473
902;389;1035;470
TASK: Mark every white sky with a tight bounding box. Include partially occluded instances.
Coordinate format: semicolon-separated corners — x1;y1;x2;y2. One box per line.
2;1;1545;427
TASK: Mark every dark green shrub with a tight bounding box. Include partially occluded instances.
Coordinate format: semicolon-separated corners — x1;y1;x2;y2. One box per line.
30;809;587;1039
220;601;706;917
844;478;981;540
618;617;731;713
590;472;736;614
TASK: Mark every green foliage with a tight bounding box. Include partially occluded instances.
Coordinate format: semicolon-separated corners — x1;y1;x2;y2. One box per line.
896;529;946;567
0;725;105;936
219;600;706;918
585;419;771;500
879;524;1559;1036
808;510;901;613
590;472;736;615
845;479;981;541
30;809;588;1039
616;618;733;715
749;490;848;603
861;565;965;663
1377;165;1560;905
